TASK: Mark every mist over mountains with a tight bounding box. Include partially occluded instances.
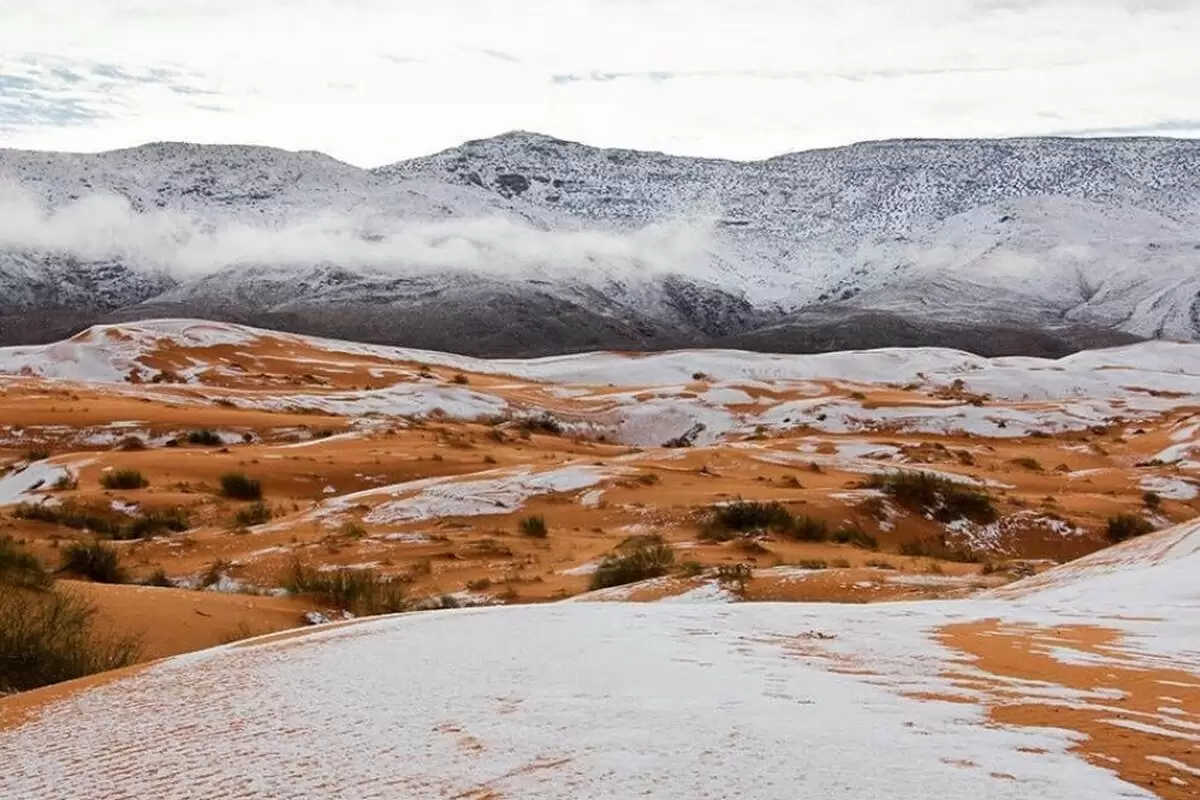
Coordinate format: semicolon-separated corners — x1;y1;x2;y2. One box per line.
1;132;1197;356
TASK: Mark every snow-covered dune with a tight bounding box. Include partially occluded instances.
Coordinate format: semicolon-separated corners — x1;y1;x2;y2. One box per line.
2;522;1195;799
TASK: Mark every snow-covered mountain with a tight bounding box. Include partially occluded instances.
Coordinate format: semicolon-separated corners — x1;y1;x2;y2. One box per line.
1;133;1198;355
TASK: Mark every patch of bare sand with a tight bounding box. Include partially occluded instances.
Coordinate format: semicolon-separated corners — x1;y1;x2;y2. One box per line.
936;620;1199;799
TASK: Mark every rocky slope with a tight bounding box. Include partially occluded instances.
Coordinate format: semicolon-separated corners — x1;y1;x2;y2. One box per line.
1;134;1198;354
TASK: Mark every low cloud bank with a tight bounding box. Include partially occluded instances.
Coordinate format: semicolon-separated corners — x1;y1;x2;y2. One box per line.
0;183;722;282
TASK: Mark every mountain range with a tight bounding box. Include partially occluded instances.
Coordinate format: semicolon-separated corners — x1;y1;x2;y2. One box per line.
1;132;1198;356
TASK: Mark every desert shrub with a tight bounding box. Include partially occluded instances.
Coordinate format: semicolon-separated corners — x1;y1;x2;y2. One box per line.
1142;491;1162;510
1107;513;1154;543
338;520;366;539
705;500;794;538
59;541;125;584
590;541;676;590
0;538;51;591
899;537;980;563
635;472;661;486
51;472;78;491
233;501;272;528
716;563;753;594
116;436;147;451
219;472;262;501
832;526;879;550
794;559;829;570
1009;457;1043;472
786;515;829;542
676;560;704;578
24;447;51;462
198;559;232;589
516;414;563;436
100;469;149;490
140;567;173;587
13;501;118;536
281;560;408;616
865;559;898;571
0;585;141;693
865;471;997;524
518;514;548;538
452;373;469;385
118;507;190;540
186;429;222;446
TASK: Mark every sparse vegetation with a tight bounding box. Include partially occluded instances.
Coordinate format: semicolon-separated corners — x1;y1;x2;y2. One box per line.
59;541;126;584
100;469;149;491
794;559;829;570
116;436;147;451
786;515;829;542
1142;491;1162;510
1106;513;1155;543
1009;457;1043;472
865;559;898;571
0;538;51;591
51;472;78;491
140;567;173;587
518;514;548;538
832;525;880;550
24;447;51;462
589;539;676;591
118;507;191;540
13;501;118;536
0;584;141;694
701;500;794;541
281;560;408;616
516;414;563;436
186;429;223;446
233;501;273;528
865;471;997;524
219;472;263;501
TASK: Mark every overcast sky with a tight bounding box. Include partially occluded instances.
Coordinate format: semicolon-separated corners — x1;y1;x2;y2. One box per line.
1;0;1197;166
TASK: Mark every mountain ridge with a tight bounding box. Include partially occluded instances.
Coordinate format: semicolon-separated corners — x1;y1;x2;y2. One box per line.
1;131;1198;355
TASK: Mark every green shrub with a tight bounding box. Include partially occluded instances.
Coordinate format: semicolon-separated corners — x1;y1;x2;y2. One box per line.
518;514;548;538
13;501;118;536
186;429;223;446
0;538;51;591
219;472;262;501
117;507;190;540
786;515;829;542
59;541;126;584
0;585;141;693
1107;513;1154;543
100;469;149;490
865;471;997;524
281;560;408;616
702;500;794;541
590;541;675;590
234;501;272;527
832;526;880;550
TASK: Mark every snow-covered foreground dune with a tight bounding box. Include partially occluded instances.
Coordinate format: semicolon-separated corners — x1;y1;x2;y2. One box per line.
3;522;1196;799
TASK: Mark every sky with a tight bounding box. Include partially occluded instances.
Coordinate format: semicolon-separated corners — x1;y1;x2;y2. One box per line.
1;0;1198;167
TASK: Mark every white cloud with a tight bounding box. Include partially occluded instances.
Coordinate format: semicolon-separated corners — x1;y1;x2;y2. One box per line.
0;0;1198;165
0;182;722;281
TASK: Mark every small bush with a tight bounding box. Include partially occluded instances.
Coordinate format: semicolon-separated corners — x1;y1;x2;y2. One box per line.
233;501;272;528
118;507;191;540
1142;491;1162;510
219;472;263;501
51;472;78;491
0;585;141;694
590;542;675;591
0;538;51;591
187;429;222;446
281;560;408;616
865;559;898;571
786;515;829;542
116;436;147;451
706;500;793;536
518;515;548;538
100;469;149;491
1009;457;1043;472
794;559;829;570
452;374;469;385
140;567;173;587
59;541;126;584
516;414;563;436
832;526;879;550
1107;513;1154;543
13;501;118;536
865;471;997;524
676;560;704;578
24;447;51;462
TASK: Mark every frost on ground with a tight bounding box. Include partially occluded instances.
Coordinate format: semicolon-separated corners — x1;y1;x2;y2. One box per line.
5;521;1195;799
